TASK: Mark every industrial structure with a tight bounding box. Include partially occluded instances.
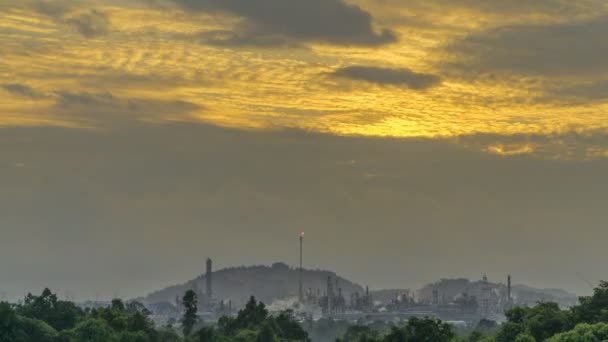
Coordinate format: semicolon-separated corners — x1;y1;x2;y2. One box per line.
206;258;212;306
299;232;304;303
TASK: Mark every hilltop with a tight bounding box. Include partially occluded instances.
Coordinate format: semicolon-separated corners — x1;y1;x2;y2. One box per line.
139;262;364;308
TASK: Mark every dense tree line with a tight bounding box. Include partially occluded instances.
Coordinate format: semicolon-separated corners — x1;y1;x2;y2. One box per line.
0;289;307;342
2;281;608;341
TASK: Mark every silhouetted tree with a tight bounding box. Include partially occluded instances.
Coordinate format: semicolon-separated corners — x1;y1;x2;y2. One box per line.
181;290;198;337
16;288;83;331
337;325;380;342
384;317;454;342
572;281;608;323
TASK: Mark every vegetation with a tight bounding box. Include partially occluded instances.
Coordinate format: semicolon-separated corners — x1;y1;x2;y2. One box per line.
181;290;198;337
2;281;608;341
0;290;306;342
337;281;608;342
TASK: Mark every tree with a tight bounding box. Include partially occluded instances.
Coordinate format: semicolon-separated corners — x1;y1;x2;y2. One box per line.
271;310;309;341
384;317;454;342
0;301;59;342
16;288;83;332
467;331;484;342
571;281;608;324
256;321;278;342
338;325;380;342
157;327;181;342
476;319;497;333
546;322;608;342
191;326;219;342
70;318;115;342
181;289;198;337
0;302;21;342
219;297;268;336
514;334;535;342
496;303;570;342
524;302;570;341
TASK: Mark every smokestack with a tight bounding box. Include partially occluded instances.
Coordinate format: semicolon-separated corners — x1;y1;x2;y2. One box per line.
299;232;304;302
507;274;512;302
206;258;212;305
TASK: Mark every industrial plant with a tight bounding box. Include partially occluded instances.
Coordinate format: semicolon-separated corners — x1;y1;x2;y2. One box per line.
142;234;576;327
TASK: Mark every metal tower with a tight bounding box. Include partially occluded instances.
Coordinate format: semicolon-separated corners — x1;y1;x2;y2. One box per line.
299;232;304;302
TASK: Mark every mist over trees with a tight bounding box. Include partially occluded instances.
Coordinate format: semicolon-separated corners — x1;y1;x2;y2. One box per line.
3;281;608;341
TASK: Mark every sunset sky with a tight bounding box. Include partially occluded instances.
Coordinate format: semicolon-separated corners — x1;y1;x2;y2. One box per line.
1;0;608;300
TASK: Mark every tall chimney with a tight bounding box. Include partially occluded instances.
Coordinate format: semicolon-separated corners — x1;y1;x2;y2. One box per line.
299;232;304;302
507;274;512;302
206;258;212;305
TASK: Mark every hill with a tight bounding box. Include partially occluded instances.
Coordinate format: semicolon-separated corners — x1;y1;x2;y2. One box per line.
140;262;364;308
416;277;578;307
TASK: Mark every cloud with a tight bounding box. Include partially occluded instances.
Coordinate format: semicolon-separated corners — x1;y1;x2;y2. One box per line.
170;0;397;46
2;84;45;98
53;91;201;125
66;10;110;38
548;80;608;103
390;0;601;16
443;16;608;78
32;0;67;17
331;66;441;90
30;1;111;38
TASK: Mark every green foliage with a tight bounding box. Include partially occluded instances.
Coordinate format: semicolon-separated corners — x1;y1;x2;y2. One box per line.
70;318;115;342
305;317;351;342
0;301;59;342
571;281;608;324
496;303;570;342
156;327;181;342
16;288;84;332
384;317;454;342
213;297;309;342
189;326;218;342
467;331;484;342
270;310;309;341
256;321;278;342
218;297;266;336
10;281;608;342
546;322;608;342
181;290;198;337
513;333;535;342
0;302;21;342
89;298;157;341
338;325;381;342
233;329;258;342
475;319;498;334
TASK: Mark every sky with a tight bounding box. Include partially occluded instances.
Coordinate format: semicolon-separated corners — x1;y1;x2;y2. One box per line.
1;0;608;301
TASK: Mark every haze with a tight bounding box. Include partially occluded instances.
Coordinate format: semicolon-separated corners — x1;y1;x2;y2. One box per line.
1;0;608;301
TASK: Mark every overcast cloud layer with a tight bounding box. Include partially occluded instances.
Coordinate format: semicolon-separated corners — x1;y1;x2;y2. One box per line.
2;0;608;300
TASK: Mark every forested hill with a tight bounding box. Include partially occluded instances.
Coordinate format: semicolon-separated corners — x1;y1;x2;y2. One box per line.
416;278;578;307
139;262;364;307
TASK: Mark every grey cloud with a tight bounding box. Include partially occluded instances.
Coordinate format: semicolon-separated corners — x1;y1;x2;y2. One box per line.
2;84;45;98
197;30;304;48
331;66;441;90
31;1;111;38
170;0;397;46
53;91;200;125
66;9;110;38
548;80;608;103
33;0;67;17
366;0;604;23
443;16;608;77
410;0;599;15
